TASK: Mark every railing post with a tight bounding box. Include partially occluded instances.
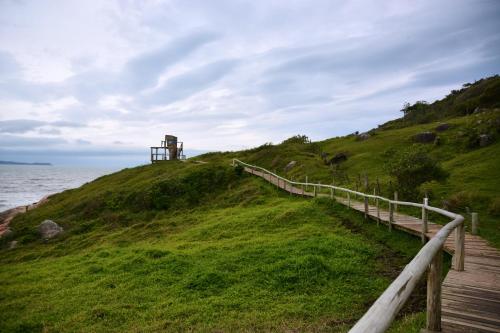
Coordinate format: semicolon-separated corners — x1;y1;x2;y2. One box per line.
454;223;465;271
389;202;393;232
376;197;380;225
364;195;369;219
394;191;398;212
313;183;317;197
318;181;321;197
347;192;351;208
301;182;304;195
426;247;443;332
422;197;428;244
471;212;478;235
289;178;293;195
306;175;308;191
330;187;334;199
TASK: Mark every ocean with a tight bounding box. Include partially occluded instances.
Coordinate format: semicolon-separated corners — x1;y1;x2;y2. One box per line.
0;165;115;212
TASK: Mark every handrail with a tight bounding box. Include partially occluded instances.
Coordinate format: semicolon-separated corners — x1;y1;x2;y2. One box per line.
233;158;465;333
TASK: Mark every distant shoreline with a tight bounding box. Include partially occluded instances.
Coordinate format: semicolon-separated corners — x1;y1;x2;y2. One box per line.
0;160;52;166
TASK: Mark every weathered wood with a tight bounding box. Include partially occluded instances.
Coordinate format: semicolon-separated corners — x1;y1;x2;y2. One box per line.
389;202;393;232
427;248;443;331
455;223;465;271
376;197;380;225
364;196;369;219
422;197;428;244
394;191;398;212
472;212;479;236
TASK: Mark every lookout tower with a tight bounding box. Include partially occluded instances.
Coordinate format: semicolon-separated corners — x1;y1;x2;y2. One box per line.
150;134;185;162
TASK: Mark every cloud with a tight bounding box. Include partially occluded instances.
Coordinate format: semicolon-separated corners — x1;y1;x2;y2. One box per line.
0;0;499;166
0;119;85;134
141;58;239;106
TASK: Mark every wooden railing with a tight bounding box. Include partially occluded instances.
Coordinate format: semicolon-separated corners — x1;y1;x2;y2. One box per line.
233;159;465;333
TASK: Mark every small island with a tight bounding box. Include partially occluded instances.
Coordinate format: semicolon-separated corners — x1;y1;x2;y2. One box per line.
0;160;52;166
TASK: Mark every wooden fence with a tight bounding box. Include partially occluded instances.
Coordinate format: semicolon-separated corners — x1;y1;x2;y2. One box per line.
233;159;465;333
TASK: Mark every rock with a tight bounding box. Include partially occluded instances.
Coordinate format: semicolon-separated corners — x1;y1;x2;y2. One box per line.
284;161;297;172
38;220;63;239
1;228;13;238
329;153;348;164
435;123;451;132
473;107;481;114
356;132;370;141
479;134;492;147
413;132;436;143
9;240;18;249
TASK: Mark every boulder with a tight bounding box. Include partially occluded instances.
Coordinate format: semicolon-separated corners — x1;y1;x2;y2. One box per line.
1;228;13;238
479;134;492;147
329;153;348;164
413;132;436;143
356;132;370;141
435;123;451;132
284;161;297;172
38;220;63;239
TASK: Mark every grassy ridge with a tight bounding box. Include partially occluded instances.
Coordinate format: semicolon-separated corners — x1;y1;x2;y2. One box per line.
1;169;425;332
211;109;500;247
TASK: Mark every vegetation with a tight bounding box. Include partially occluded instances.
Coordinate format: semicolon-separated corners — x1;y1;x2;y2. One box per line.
389;75;500;128
1;164;426;332
384;147;448;199
1;76;499;331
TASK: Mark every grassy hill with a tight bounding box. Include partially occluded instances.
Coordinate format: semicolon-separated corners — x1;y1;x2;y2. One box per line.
1;77;499;332
0;162;427;332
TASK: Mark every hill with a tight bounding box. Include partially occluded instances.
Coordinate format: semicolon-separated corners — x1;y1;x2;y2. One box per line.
1;77;499;332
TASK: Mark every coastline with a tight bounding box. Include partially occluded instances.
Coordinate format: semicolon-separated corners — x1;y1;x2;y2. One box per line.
0;194;52;237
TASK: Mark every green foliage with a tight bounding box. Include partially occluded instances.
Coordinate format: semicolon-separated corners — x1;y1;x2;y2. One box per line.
282;134;311;144
488;198;500;216
385;146;448;199
384;75;500;129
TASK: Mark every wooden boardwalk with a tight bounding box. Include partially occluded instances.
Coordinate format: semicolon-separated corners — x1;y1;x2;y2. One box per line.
245;167;500;333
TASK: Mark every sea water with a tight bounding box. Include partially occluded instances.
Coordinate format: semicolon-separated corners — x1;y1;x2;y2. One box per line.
0;165;114;212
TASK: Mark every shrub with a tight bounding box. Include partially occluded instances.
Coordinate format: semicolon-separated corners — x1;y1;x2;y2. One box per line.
282;135;310;144
385;147;448;199
488;198;500;216
444;191;480;212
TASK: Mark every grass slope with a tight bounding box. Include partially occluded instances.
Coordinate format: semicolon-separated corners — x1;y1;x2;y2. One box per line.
213;109;500;247
1;162;427;332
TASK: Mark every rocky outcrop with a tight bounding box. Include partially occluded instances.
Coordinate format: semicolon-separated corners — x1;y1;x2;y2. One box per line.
356;132;371;141
329;153;348;164
38;220;63;239
284;161;297;171
413;132;436;143
479;134;492;147
435;123;451;132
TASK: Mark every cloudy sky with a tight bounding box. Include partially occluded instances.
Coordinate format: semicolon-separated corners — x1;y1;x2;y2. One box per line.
0;0;499;167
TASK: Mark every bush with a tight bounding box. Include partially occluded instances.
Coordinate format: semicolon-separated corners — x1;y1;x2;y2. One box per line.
385;147;448;199
282;135;311;144
488;198;500;216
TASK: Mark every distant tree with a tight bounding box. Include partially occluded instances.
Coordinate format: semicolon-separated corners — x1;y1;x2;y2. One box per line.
282;135;311;144
400;101;429;118
400;102;411;116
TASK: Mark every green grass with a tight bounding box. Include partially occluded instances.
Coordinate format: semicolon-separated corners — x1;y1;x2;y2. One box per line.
204;109;500;248
1;163;427;332
1;89;497;331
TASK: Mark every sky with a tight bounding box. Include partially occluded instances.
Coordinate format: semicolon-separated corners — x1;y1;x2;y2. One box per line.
0;0;499;167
